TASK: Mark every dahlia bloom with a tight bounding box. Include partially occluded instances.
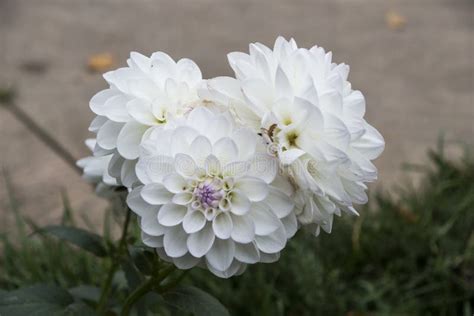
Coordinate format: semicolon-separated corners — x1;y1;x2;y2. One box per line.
87;51;206;187
204;37;384;235
127;107;297;278
76;139;118;195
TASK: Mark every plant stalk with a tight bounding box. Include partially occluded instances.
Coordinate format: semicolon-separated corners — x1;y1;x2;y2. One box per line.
120;265;176;316
96;209;132;315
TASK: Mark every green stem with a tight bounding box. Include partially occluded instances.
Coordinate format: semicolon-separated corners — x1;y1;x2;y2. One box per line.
96;209;132;315
120;265;176;316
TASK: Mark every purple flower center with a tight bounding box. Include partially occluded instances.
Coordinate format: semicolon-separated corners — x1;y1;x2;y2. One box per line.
194;180;224;209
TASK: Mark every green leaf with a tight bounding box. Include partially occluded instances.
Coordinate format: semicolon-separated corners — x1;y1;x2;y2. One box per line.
68;285;101;303
163;286;230;316
0;284;96;316
39;225;107;257
129;246;155;276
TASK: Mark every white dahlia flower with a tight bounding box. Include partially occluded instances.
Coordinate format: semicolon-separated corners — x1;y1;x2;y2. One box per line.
76;138;118;196
87;51;208;188
127;107;297;278
203;37;384;235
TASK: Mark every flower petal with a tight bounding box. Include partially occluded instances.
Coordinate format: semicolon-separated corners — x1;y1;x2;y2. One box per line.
230;214;255;243
254;225;286;253
187;223;215;258
163;226;188;258
117;121;148;159
189;136;212;166
247;203;280;235
127;186;158;217
265;187;294;218
212;212;233;239
182;211;206;234
141;183;173;205
163;173;187;193
213;137;238;165
234;177;269;202
126;99;158;126
141;211;167;236
157;203;187;226
172;253;200;270
141;232;164;248
205;238;235;271
234;242;260;264
229;190;251;216
97;121;123;150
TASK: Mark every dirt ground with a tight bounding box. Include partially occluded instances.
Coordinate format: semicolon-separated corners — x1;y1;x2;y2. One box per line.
0;0;472;228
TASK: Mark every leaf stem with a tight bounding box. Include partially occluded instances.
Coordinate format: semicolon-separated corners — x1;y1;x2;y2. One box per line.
120;265;176;316
96;209;132;315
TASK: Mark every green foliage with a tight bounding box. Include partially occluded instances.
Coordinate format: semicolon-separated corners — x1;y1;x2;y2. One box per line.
162;286;230;316
0;284;95;315
190;147;474;315
39;226;108;257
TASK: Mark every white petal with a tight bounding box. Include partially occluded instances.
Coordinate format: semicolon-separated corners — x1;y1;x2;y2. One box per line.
127;186;158;217
247;154;278;183
206;260;243;279
232;128;257;161
163;173;187;193
187;107;214;133
174;154;197;178
275;66;292;98
163;226;188;258
182;211;206;234
248;203;280;235
265;187;294;218
141;211;167;236
88;116;108;132
212;212;233;239
141;232;164;248
138;155;174;184
120;159;138;188
172;253;200;270
234;177;269;202
97;121;123;150
222;161;249;178
117;121;148;159
259;251;280;263
189;136;212;166
157;203;187;226
102;94;131;122
172;192;193;205
281;213;298;238
352;123;385;160
205;238;235;271
230;214;255;243
126;99;158;126
204;155;221;176
90;89;117;115
213;137;238;165
141;183;173;205
255;225;286;253
229;190;251;216
279;148;305;165
187;224;215;258
234;242;260;264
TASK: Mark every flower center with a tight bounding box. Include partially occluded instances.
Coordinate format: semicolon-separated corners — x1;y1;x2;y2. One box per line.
193;179;224;209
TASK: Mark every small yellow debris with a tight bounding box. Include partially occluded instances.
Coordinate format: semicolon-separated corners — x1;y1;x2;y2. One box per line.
386;10;407;31
87;53;115;73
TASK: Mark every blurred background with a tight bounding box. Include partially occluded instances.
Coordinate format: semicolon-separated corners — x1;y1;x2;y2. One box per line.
0;0;472;224
0;0;473;314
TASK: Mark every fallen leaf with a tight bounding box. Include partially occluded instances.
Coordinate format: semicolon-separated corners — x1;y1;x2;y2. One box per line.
87;53;115;73
386;10;407;31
